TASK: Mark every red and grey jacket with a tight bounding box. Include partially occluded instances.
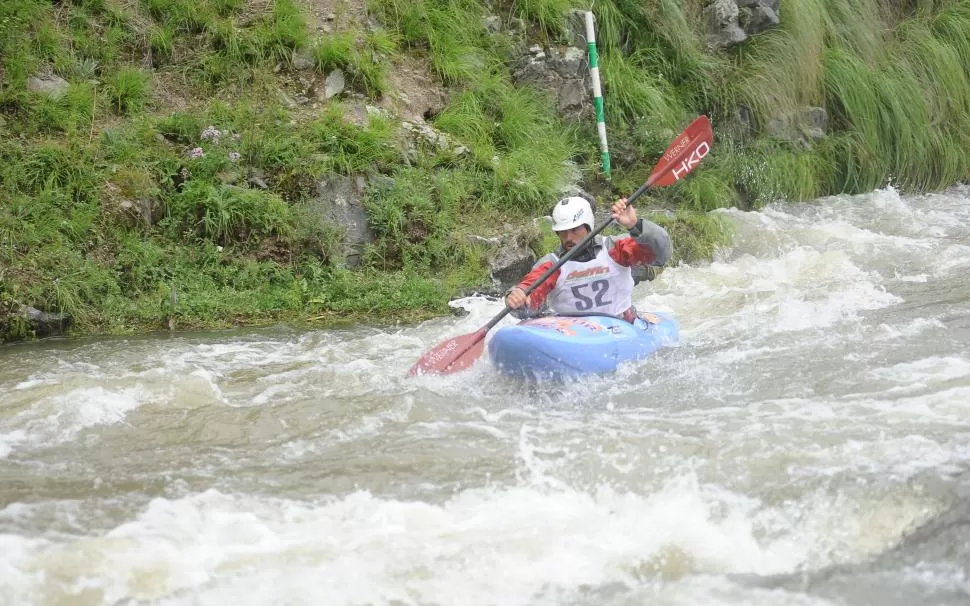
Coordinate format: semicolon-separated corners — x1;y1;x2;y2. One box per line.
512;218;672;321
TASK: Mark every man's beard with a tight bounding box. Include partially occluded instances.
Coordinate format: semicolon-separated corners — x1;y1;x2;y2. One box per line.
562;239;596;262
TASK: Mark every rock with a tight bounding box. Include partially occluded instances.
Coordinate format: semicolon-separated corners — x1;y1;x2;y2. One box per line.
557;82;586;113
705;0;780;49
324;69;345;99
292;52;314;71
489;245;537;291
483;15;502;33
708;11;748;49
118;199;136;215
136;197;158;227
512;45;591;122
247;167;269;189
765;106;829;146
738;0;780;36
802;106;828;141
740;3;780;35
217;170;244;185
467;235;501;247
18;305;71;337
381;59;450;122
554;47;587;79
400;120;451;161
279;91;297;107
564;9;590;49
340;100;370;126
468;225;541;292
365;104;391;119
306;175;374;267
103;178;162;227
738;104;754;135
27;74;69;99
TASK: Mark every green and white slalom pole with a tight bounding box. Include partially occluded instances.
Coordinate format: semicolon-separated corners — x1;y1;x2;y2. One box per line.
585;10;611;180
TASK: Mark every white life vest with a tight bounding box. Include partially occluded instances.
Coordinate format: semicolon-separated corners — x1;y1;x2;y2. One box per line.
547;243;635;316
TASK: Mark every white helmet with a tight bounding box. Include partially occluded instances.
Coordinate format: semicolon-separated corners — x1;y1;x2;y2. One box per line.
551;196;594;232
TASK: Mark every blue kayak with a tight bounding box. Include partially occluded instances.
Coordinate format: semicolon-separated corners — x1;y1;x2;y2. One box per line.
486;311;679;380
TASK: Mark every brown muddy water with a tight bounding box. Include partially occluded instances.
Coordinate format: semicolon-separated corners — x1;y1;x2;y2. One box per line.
1;186;969;605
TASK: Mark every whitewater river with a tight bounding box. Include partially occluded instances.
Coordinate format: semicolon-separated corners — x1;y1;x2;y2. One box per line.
1;186;969;605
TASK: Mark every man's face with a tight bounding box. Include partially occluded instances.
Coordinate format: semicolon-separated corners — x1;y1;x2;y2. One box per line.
556;225;590;251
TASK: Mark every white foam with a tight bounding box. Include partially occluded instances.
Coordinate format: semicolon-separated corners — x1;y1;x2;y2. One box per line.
0;481;792;605
0;385;148;458
647;245;899;342
3;464;947;606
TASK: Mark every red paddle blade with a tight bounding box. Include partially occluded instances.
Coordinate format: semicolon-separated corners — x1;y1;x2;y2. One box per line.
648;115;713;187
408;328;488;376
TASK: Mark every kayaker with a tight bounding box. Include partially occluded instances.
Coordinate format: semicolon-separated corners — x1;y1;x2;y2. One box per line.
504;196;672;323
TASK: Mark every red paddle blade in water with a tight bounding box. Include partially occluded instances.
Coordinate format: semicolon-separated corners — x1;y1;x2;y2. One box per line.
648;115;713;187
408;328;487;376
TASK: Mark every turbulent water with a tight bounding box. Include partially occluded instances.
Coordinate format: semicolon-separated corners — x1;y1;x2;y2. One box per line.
1;186;969;606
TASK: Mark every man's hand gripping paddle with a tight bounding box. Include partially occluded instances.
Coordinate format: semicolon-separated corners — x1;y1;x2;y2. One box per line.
408;115;714;377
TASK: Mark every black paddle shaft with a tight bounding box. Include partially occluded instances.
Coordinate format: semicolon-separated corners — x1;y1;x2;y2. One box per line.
482;180;654;332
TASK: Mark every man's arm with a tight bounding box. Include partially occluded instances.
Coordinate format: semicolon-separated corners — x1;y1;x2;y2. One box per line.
606;218;672;267
505;253;560;315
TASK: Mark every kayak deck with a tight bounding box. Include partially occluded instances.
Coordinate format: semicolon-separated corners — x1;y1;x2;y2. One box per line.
486;312;679;380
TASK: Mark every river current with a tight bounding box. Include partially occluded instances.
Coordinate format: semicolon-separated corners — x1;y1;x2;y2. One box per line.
1;186;969;605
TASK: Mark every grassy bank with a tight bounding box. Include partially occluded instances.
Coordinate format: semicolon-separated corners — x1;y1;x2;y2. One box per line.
1;0;968;343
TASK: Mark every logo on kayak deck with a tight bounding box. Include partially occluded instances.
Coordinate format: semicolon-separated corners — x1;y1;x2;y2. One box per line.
640;312;661;324
528;316;603;336
564;266;609;281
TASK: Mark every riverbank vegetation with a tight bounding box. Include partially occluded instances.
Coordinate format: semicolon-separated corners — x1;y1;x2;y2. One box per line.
2;0;969;342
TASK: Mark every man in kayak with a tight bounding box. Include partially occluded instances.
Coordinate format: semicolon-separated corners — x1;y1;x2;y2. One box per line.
504;196;672;323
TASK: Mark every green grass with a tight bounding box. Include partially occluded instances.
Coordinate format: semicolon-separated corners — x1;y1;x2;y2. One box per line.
312;29;398;96
727;0;826;127
657;211;733;266
509;0;579;39
368;0;494;85
433;75;579;211
4;0;970;343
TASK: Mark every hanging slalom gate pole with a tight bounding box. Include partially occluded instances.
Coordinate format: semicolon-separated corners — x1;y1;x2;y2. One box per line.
585;10;611;181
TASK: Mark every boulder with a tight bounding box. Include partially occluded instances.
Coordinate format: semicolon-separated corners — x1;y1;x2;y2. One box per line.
738;0;780;36
18;305;71;337
467;224;541;294
324;69;345;99
27;74;69;99
292;51;315;71
766;106;829;146
400;120;451;162
705;0;748;49
512;45;590;122
483;15;502;34
488;245;537;292
564;9;591;49
305;175;374;267
704;0;781;50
